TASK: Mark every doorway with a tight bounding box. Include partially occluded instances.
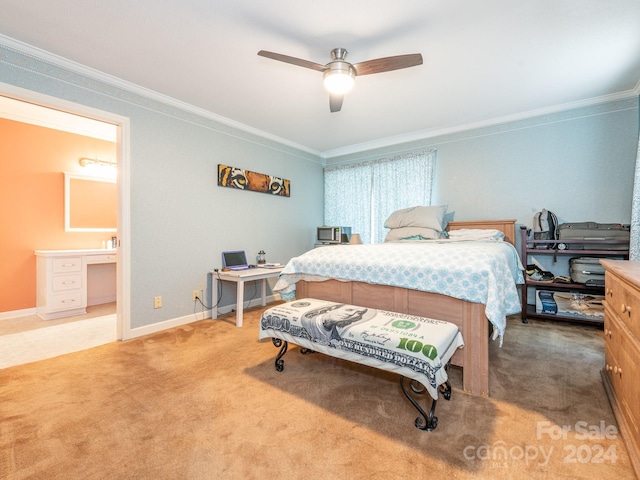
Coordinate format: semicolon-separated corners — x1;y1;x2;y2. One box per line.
0;83;130;365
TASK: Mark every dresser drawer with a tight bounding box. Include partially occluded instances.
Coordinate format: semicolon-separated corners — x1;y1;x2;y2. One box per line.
604;342;623;403
52;274;82;292
605;325;640;456
603;304;623;356
601;260;640;477
619;340;640;456
52;257;82;273
605;271;640;342
52;292;83;310
603;309;624;403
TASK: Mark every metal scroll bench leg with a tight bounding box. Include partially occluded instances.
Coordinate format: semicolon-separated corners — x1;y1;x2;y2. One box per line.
400;376;452;431
270;338;452;431
272;338;288;372
271;339;314;372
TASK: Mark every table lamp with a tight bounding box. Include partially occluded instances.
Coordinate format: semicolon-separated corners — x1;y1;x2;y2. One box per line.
349;233;362;245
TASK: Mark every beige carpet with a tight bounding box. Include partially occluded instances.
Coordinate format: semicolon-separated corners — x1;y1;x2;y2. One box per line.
0;304;636;479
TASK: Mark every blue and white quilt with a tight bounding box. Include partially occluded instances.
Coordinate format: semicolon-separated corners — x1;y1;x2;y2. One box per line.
274;240;525;343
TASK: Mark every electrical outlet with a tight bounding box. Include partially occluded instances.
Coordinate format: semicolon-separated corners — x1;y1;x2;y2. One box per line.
192;290;199;301
154;296;162;308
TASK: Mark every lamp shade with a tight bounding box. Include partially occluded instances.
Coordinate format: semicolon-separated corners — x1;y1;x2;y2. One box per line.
323;62;355;94
349;233;362;245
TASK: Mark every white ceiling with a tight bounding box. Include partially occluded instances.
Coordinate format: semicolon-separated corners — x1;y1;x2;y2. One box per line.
1;0;639;157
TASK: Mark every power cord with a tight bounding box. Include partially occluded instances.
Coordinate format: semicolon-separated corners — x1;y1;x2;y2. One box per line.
191;270;221;319
194;295;212;310
202;269;258;312
244;282;259;309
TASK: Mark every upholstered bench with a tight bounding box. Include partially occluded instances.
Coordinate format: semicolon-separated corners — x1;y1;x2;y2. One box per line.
259;298;464;431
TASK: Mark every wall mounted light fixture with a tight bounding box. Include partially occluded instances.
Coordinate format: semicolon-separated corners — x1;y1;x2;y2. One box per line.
78;157;116;179
79;157;116;168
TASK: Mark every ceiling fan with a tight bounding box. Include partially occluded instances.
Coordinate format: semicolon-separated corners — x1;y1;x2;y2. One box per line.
257;47;423;113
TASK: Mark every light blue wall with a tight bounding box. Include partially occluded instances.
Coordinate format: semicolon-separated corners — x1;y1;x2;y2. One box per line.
326;98;639;290
0;44;324;329
2;42;639;326
327;98;640;229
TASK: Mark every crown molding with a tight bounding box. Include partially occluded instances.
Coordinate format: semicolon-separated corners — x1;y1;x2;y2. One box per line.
0;34;321;158
321;89;640;159
2;33;637;162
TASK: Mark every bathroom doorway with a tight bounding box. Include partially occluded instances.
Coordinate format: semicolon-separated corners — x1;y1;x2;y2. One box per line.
0;85;130;365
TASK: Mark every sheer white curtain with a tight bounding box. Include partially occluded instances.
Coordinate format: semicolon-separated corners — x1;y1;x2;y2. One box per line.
324;163;373;242
372;152;435;243
630;134;640;260
324;150;436;243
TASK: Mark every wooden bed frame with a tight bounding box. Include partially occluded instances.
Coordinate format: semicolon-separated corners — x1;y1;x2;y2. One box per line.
295;219;517;397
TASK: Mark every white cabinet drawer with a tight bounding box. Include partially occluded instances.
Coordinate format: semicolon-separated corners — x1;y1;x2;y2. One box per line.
52;257;82;273
86;254;117;265
52;292;83;310
53;274;82;292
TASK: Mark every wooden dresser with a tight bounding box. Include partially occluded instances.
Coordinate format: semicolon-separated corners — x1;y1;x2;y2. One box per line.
601;259;640;477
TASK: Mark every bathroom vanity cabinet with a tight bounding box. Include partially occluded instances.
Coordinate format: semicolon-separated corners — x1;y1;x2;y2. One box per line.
35;249;116;320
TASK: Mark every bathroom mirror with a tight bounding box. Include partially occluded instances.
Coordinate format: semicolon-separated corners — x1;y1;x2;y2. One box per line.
64;173;117;232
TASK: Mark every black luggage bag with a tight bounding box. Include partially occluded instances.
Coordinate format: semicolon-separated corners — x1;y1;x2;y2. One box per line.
557;222;629;250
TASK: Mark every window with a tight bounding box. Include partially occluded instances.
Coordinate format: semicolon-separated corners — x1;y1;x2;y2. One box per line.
324;150;436;243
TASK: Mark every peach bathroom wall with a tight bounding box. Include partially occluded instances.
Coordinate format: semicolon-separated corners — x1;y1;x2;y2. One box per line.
0;118;117;313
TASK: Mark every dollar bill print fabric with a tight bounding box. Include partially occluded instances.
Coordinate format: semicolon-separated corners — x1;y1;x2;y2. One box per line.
259;298;464;400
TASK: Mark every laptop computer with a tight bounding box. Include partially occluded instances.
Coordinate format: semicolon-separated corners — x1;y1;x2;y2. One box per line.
222;250;250;270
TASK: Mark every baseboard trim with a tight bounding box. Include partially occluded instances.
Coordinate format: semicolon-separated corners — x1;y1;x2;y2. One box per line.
214;294;281;316
126;310;211;339
125;294;280;340
0;307;36;320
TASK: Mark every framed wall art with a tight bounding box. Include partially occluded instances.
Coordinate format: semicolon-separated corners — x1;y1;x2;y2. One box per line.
217;164;290;197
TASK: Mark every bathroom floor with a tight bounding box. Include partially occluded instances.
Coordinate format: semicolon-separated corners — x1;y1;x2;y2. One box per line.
0;303;117;369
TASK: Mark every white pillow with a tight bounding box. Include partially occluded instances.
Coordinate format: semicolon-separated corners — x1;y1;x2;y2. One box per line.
384;227;442;242
447;229;505;241
384;205;447;231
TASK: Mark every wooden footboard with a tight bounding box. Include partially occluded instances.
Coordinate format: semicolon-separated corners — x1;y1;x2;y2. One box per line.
296;280;490;397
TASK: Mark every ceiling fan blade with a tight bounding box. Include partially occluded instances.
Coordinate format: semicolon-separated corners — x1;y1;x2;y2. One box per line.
329;94;343;113
353;53;423;76
257;50;326;72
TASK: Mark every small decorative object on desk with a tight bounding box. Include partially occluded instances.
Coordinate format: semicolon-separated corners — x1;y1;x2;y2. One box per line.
257;250;266;264
349;233;362;245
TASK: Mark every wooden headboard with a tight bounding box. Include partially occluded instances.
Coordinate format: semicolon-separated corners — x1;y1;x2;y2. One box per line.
446;219;517;245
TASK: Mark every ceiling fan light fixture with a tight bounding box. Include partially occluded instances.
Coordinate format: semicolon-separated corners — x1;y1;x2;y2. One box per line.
323;63;355;94
258;47;422;112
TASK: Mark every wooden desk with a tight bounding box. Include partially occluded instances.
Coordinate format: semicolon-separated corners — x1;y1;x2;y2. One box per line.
211;267;283;327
